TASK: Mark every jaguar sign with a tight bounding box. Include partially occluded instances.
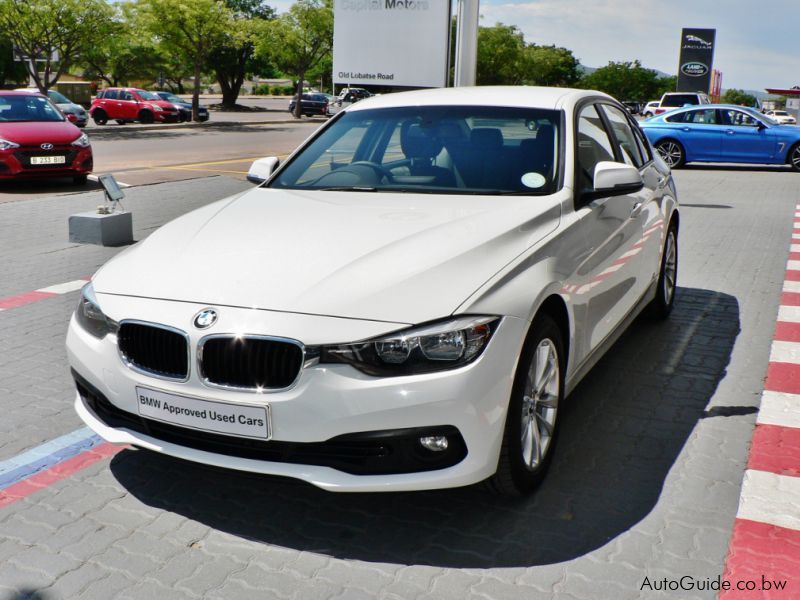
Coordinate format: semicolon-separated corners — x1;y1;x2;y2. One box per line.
676;28;716;93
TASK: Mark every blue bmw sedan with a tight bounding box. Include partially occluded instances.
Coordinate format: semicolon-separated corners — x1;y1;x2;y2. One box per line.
641;104;800;171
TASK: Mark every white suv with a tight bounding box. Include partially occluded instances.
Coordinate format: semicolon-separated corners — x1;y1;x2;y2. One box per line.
655;92;711;115
642;101;660;118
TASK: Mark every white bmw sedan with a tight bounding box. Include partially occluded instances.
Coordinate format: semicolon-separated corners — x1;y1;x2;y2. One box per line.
67;87;678;495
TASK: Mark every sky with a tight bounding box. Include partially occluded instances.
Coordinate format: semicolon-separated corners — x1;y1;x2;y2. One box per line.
271;0;800;92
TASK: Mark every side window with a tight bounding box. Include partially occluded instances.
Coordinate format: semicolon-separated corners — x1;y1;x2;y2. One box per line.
602;104;645;168
631;124;652;164
722;110;760;127
121;91;134;101
104;90;118;100
665;111;689;123
577;104;616;190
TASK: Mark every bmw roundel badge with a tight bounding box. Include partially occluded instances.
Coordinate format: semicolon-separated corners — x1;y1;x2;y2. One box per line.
193;308;218;329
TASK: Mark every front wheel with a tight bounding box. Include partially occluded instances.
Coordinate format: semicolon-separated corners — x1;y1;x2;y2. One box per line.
487;314;564;496
789;143;800;172
655;139;685;168
647;222;678;319
92;110;107;126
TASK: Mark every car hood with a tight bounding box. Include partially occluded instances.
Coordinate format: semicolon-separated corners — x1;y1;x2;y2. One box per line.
0;120;81;145
93;188;561;324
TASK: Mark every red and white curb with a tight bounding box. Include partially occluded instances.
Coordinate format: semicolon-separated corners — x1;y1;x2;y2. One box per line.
721;204;800;597
0;278;89;311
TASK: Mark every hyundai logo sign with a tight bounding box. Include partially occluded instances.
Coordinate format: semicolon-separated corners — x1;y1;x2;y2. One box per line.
681;62;709;77
40;143;54;150
193;308;218;329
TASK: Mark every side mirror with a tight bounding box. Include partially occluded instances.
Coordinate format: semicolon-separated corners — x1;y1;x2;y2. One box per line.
247;156;280;184
584;161;644;201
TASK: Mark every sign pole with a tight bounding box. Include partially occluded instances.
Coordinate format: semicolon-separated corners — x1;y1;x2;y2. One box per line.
454;0;479;87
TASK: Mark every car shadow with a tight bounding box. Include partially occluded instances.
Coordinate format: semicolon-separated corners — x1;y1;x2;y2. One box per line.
85;124;296;142
109;286;740;568
0;177;102;196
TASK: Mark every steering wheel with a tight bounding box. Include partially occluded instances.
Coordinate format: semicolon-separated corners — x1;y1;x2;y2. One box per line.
313;161;393;187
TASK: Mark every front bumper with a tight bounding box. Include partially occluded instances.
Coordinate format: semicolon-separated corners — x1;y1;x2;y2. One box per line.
0;146;92;180
66;296;525;491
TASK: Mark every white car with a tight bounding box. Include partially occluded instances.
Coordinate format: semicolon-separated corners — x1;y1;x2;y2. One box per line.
642;101;660;118
68;87;679;495
767;110;797;125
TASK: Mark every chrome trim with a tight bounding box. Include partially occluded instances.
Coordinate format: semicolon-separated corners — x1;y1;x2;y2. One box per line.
117;319;191;383
197;333;306;393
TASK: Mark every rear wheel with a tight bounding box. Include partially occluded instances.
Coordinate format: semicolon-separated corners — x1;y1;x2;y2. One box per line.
92;110;107;126
138;110;154;124
647;222;678;319
487;314;564;496
789;143;800;172
655;139;685;168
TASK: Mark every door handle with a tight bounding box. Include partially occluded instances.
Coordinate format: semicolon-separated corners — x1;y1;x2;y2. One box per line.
726;129;735;135
630;202;643;218
657;176;667;187
682;127;690;132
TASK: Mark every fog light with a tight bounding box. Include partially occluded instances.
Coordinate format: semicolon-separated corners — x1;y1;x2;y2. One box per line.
419;435;448;452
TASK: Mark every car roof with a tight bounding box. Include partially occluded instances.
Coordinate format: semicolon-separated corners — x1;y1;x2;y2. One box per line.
2;90;45;96
346;86;609;112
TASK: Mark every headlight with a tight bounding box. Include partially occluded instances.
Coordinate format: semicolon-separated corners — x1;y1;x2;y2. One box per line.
319;316;499;376
71;133;90;148
75;283;118;339
0;138;19;150
151;104;163;112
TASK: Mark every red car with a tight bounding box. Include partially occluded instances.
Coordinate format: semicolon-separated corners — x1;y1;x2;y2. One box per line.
0;91;93;184
91;87;180;125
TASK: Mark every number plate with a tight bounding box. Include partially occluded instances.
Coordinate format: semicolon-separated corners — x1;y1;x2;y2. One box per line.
135;386;270;439
31;155;66;165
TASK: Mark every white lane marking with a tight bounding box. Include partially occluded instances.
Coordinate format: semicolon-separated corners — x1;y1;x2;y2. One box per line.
778;306;800;323
758;391;800;429
737;470;800;532
0;427;95;475
37;279;89;295
770;340;800;365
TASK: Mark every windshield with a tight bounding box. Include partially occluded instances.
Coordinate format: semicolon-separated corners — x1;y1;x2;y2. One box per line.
270;105;561;195
160;93;182;103
0;94;65;122
137;91;160;101
48;91;70;104
661;94;702;107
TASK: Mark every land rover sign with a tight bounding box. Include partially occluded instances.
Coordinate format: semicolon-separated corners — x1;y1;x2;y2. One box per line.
333;0;451;88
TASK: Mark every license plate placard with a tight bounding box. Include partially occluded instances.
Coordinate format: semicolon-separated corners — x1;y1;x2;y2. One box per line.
136;386;270;439
30;155;66;165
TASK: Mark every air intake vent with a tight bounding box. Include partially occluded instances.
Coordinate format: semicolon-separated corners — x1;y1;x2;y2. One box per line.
200;336;303;390
117;322;189;380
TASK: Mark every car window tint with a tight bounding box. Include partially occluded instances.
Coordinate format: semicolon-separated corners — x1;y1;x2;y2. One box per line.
121;91;134;101
577;104;616;189
601;104;645;168
721;110;760;127
104;90;118;100
661;94;700;107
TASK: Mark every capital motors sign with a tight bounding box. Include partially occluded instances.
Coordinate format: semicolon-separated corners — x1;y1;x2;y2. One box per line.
333;0;450;88
676;28;716;93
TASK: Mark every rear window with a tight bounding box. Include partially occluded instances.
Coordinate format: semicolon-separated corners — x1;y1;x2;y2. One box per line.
661;94;702;108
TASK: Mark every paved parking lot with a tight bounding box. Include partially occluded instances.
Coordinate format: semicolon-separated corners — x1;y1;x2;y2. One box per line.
0;165;799;599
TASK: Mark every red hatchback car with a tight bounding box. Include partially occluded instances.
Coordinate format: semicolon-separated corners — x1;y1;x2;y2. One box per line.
91;88;180;125
0;91;92;184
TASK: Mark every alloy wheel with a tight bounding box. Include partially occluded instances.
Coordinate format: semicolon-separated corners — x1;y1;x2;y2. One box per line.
792;146;800;172
657;141;683;167
663;230;677;305
520;338;560;470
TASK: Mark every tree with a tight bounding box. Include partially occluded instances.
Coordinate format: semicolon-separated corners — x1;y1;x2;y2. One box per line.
211;0;276;108
138;0;233;120
0;0;114;92
581;60;673;102
521;44;581;87
476;24;525;86
721;88;757;107
0;36;27;86
257;0;332;119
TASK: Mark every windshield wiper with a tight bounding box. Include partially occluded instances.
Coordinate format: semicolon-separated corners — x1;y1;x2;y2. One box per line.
315;186;377;192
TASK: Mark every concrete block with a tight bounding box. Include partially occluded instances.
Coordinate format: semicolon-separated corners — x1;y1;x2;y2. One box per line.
68;211;133;246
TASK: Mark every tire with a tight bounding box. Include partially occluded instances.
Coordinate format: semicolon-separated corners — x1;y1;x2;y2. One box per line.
655;139;685;169
92;110;108;126
647;222;678;319
138;110;154;124
73;174;88;185
487;314;565;496
789;143;800;173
